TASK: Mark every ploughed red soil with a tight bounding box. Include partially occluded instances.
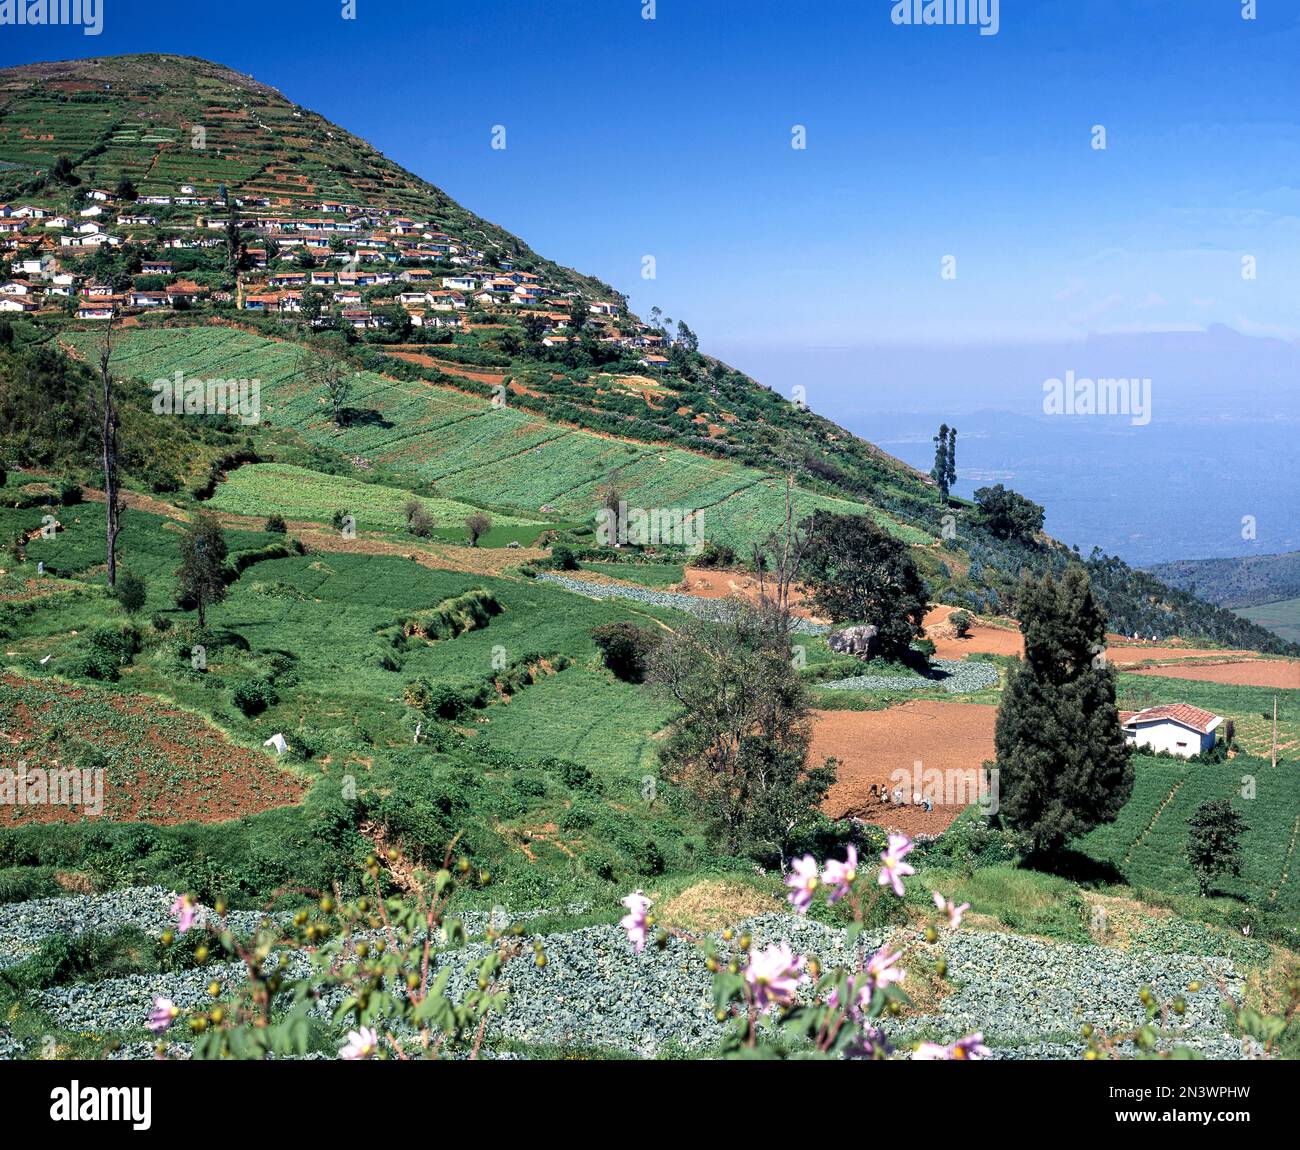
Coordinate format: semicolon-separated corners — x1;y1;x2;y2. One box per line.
809;700;998;837
674;566;826;620
924;606;1023;659
1129;660;1300;689
0;672;305;826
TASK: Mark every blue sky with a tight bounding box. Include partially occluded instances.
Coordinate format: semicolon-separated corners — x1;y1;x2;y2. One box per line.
3;0;1298;347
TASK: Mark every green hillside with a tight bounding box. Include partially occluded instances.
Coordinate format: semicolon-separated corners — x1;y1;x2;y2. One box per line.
0;50;1293;655
1238;598;1300;646
1148;551;1300;609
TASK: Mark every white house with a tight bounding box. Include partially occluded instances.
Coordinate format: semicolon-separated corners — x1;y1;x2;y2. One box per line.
1120;704;1221;758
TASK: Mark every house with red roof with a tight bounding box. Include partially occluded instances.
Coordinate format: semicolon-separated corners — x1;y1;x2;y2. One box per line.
1119;704;1222;758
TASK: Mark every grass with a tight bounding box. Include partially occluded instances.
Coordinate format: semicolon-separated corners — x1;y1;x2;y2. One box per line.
581;561;685;588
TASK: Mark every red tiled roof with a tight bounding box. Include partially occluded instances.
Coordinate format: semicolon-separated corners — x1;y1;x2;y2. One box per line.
1120;704;1221;735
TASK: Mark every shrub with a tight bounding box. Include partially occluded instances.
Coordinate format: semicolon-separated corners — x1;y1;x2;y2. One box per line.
150;612;172;633
694;540;736;569
232;677;278;716
549;542;579;571
74;624;141;681
404;499;434;538
265;513;287;534
591;621;661;682
950;609;972;638
0;866;63;904
465;511;492;547
112;569;148;615
331;509;351;531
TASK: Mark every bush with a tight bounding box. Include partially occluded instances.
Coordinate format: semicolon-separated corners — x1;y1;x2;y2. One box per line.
112;569;148;615
950;609;972;638
232;677;278;716
694;540;736;569
331;509;351;531
74;624;141;681
591;621;661;682
150;613;172;632
0;866;64;904
265;513;287;534
549;543;579;571
404;499;434;538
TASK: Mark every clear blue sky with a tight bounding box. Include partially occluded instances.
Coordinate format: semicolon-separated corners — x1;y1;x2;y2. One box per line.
3;0;1298;348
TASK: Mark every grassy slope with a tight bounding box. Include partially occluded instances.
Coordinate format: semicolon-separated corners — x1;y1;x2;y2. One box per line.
60;325;930;552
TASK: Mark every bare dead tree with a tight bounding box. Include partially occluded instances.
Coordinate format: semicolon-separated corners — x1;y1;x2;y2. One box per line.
750;472;813;641
92;311;123;586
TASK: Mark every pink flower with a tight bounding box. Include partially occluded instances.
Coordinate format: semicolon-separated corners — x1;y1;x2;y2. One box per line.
170;893;198;933
619;890;652;953
339;1026;379;1060
146;996;180;1035
821;846;858;904
877;833;915;897
785;854;820;913
932;890;970;929
857;945;906;1009
744;942;806;1011
912;1032;989;1060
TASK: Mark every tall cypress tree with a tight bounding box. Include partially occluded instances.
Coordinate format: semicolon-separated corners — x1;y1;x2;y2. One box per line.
994;567;1132;860
945;426;957;492
931;423;951;496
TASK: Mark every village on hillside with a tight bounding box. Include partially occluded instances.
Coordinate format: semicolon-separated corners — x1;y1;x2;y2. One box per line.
0;185;676;361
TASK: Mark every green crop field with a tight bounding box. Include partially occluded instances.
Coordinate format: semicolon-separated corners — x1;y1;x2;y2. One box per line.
1116;673;1300;762
1078;752;1300;914
206;462;543;535
60;325;928;552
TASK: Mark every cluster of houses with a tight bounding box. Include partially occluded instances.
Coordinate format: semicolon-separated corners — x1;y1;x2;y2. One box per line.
0;186;676;357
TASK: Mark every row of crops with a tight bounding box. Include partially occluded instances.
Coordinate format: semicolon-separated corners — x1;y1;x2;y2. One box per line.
61;326;930;553
1078;753;1300;913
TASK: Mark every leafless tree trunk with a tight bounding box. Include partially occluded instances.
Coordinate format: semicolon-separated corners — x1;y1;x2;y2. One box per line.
94;313;123;586
751;472;811;642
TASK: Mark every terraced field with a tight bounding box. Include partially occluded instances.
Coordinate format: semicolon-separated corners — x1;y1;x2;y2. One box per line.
0;672;304;826
1078;752;1300;914
62;325;931;552
206;462;543;535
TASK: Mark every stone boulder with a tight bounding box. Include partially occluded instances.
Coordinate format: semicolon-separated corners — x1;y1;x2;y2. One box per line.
828;624;879;659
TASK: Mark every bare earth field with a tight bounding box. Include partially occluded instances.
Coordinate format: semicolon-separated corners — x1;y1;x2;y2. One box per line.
1130;660;1300;689
809;700;998;837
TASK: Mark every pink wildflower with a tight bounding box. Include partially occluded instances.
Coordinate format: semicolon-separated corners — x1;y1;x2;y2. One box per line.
932;890;970;929
146;996;180;1035
821;845;859;904
170;893;198;933
744;942;806;1011
877;832;915;897
785;854;820;913
339;1026;379;1060
619;890;652;953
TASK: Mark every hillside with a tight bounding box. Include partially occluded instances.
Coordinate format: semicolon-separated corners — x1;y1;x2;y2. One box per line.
1148;551;1300;609
0;51;1293;659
